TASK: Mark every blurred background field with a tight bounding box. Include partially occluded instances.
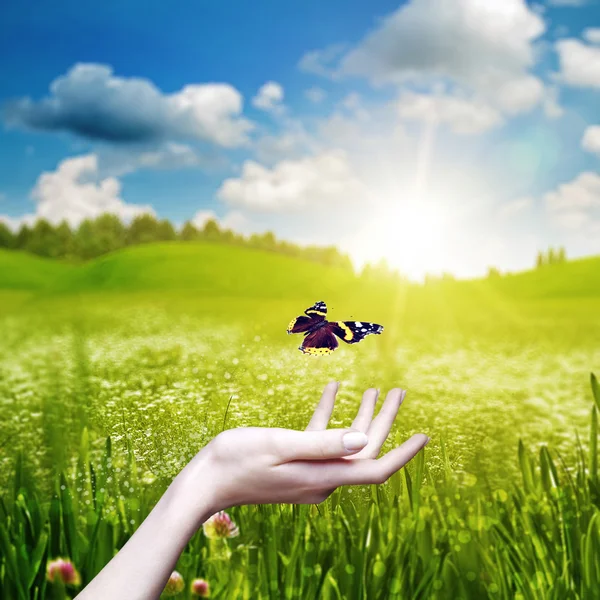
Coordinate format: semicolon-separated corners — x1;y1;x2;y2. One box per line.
1;241;600;598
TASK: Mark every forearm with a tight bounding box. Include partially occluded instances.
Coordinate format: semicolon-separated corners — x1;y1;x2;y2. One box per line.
77;456;216;600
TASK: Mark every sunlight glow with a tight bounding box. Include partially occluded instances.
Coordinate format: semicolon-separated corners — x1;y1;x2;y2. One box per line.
349;194;452;281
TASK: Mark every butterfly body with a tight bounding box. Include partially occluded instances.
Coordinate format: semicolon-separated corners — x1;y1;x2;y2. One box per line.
287;301;383;355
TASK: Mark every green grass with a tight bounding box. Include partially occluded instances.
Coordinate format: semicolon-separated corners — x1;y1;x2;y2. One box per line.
0;250;74;291
1;242;600;599
1;378;598;599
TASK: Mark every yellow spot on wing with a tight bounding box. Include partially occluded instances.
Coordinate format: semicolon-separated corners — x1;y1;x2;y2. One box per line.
306;310;326;316
337;321;353;341
287;318;298;334
300;346;333;355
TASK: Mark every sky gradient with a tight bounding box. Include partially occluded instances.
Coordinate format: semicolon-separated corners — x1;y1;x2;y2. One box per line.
1;0;599;280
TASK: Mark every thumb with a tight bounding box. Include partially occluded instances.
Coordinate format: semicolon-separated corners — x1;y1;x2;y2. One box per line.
272;428;369;462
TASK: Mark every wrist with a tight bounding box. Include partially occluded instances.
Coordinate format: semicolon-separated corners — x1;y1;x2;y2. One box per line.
163;449;221;535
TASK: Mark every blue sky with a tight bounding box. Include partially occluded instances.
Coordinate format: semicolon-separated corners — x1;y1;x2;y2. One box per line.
1;0;599;279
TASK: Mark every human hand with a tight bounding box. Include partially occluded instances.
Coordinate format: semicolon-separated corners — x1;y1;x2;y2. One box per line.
78;382;429;600
174;382;429;522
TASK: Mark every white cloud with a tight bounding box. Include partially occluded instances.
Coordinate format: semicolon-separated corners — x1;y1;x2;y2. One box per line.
5;63;254;147
98;143;211;178
542;86;564;118
545;171;600;233
584;28;600;44
397;91;503;134
494;76;546;114
252;81;285;113
216;151;368;213
555;39;600;88
298;44;347;78
254;132;313;164
582;125;600;155
0;154;154;230
304;87;327;103
309;0;546;114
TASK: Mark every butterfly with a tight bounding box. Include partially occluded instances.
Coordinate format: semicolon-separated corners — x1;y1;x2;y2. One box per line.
287;300;384;355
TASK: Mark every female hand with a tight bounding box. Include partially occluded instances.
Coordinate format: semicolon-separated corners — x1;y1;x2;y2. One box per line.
174;382;430;522
78;382;429;600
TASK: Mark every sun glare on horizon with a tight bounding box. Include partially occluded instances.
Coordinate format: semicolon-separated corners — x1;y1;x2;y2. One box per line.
346;192;453;282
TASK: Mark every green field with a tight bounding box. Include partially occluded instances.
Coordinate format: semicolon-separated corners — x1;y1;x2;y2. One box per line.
1;243;599;599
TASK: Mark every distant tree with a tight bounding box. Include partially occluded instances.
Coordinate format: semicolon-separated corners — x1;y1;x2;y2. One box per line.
94;213;127;253
557;246;567;263
361;258;395;280
74;214;126;259
249;231;276;250
127;214;161;245
156;219;177;241
536;250;544;269
73;219;97;260
201;218;221;241
180;221;200;241
220;229;235;244
26;219;65;258
54;220;74;258
547;247;556;265
15;224;32;251
487;266;500;278
0;222;15;249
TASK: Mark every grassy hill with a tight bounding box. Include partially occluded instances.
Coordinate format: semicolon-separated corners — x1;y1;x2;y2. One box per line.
1;243;600;305
484;254;600;299
0;249;75;290
0;243;363;299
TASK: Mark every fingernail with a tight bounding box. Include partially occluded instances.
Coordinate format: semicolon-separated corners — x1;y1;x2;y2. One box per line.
425;436;431;445
343;432;368;451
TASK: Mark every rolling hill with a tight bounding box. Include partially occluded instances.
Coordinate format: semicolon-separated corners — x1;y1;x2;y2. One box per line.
0;243;599;302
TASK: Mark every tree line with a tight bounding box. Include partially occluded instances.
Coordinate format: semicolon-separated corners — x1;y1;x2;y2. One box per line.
0;213;354;270
536;246;567;268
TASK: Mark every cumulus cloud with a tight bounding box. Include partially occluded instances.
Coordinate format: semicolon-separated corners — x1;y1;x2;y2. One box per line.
254;132;314;164
98;142;212;178
298;44;347;78
493;76;546;114
555;39;600;88
584;28;600;44
4;63;254;147
0;154;154;230
304;87;327;103
545;171;600;234
216;151;368;212
252;81;284;113
582;125;600;155
397;91;503;134
302;0;547;114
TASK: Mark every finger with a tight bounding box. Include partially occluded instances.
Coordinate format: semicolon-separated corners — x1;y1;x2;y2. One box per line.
362;388;406;458
323;434;430;487
305;382;339;431
350;388;379;432
271;427;369;462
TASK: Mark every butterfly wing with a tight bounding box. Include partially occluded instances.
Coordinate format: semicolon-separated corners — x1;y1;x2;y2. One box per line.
299;325;339;355
330;321;384;344
287;301;327;334
304;300;327;318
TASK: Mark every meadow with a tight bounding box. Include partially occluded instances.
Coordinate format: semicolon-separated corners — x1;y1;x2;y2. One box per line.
1;242;599;599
